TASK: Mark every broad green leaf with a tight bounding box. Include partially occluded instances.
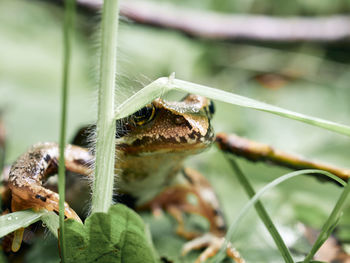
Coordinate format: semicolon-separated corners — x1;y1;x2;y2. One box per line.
64;204;157;263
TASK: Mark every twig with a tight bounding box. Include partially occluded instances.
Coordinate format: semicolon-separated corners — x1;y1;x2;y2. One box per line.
77;0;350;42
216;132;350;180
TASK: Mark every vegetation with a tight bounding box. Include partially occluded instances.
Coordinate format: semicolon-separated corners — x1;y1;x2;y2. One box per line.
1;0;350;262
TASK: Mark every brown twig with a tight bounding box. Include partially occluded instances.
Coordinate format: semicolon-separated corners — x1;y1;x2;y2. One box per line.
216;132;350;180
76;0;350;42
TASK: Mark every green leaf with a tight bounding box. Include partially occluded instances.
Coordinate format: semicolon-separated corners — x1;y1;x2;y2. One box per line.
0;210;58;238
63;204;157;263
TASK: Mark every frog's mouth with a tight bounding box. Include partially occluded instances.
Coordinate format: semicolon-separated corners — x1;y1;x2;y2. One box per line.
117;127;214;155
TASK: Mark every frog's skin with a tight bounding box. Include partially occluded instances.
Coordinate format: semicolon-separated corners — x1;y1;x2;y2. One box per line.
6;94;244;263
115;95;215;203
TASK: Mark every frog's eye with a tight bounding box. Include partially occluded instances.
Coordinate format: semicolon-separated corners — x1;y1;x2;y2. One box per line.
208;100;215;116
132;104;156;126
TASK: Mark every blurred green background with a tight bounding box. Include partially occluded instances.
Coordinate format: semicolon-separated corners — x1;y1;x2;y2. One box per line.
1;0;350;262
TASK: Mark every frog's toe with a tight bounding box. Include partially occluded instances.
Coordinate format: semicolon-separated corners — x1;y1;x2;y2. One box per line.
182;233;245;263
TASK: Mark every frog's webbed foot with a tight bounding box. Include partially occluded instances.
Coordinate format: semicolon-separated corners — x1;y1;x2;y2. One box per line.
182;233;245;263
141;167;245;263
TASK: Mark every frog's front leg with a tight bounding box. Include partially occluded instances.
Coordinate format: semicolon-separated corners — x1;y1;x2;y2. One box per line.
8;142;93;221
140;167;245;263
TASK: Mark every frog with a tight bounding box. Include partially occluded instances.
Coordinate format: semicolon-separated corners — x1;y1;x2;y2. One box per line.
5;94;244;263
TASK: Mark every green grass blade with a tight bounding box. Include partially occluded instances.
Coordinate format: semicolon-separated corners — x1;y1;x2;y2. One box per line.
212;169;346;263
226;156;294;263
114;76;350;137
59;0;75;260
91;0;120;213
115;77;170;119
303;178;350;262
0;210;57;238
170;79;350;136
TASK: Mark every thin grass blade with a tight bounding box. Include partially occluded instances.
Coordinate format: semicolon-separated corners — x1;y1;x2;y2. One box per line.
226;157;294;263
114;76;350;137
212;169;346;263
59;0;76;260
303;179;350;262
171;79;350;136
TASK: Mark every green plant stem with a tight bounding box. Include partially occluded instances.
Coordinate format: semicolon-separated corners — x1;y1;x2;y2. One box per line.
59;0;75;260
303;178;350;262
227;157;294;263
91;0;119;214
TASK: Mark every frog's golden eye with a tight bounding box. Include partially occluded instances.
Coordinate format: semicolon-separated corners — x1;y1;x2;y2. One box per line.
132;104;156;126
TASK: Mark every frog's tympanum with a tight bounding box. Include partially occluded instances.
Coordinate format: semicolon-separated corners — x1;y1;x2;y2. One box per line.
6;95;244;263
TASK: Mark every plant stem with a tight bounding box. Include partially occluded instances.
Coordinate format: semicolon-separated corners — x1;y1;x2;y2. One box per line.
91;0;120;214
59;0;75;260
227;157;294;263
303;178;350;262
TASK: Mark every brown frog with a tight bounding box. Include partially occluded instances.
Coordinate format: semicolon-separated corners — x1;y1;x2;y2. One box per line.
6;94;244;263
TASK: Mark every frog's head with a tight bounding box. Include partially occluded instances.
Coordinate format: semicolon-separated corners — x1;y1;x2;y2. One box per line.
116;94;215;155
